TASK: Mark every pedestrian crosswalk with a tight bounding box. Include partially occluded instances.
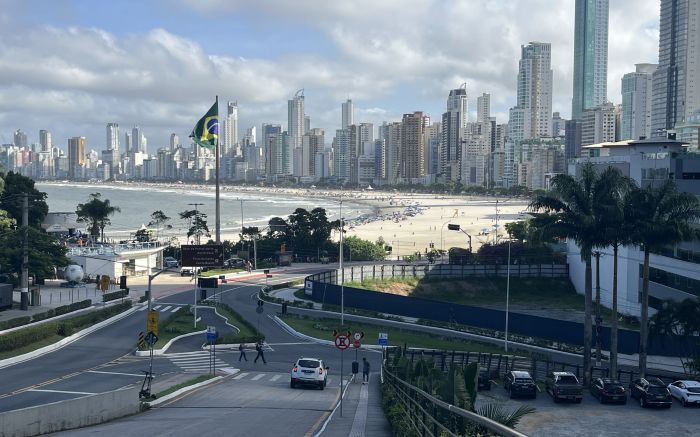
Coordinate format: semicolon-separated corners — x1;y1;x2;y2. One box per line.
230;372;334;386
136;304;184;313
166;351;232;373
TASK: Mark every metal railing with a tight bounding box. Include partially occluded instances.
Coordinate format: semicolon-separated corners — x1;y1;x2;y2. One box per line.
382;361;528;437
67;241;163;256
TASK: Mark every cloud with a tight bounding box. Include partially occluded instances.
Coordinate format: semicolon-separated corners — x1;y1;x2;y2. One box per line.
0;0;659;149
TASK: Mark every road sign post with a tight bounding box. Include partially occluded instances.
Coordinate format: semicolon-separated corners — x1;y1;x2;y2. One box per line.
206;326;218;374
334;333;351;417
147;310;159;336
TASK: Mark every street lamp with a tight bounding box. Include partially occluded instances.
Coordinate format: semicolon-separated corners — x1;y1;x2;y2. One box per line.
505;237;511;353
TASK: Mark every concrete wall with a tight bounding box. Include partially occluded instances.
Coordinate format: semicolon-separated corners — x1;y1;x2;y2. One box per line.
0;386;140;436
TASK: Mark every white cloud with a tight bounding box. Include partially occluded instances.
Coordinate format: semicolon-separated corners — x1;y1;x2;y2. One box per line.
0;0;659;148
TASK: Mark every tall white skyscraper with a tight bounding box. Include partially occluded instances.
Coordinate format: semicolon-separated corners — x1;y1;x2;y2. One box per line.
509;42;553;140
224;101;239;149
125;132;132;154
477;93;490;124
106;123;119;151
572;0;609;120
651;0;700;134
446;83;469;129
132;126;145;154
621;63;657;140
440;85;468;180
342;99;354;129
169;133;180;151
288;89;305;149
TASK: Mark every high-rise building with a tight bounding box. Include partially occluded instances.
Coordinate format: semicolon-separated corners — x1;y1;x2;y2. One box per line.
509;42;553;140
552;112;565;137
332;128;351;181
651;0;700;135
621;63;657;140
359;123;374;156
287;89;305;149
477;93;490;124
341;99;354;129
223;101;239;150
67;136;86;179
440;86;468;179
106;123;119;151
125;132;132;154
39;130;51;152
13;129;27;148
169;133;180;151
302;128;324;178
132;126;144;154
400;112;426;180
304;116;311;134
572;0;609;121
581;103;616;146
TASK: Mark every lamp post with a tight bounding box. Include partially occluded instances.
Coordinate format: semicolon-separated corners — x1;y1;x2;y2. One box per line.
339;196;344;326
505;237;511;353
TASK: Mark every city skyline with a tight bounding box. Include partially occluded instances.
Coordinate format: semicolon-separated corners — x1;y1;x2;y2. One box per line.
0;0;659;149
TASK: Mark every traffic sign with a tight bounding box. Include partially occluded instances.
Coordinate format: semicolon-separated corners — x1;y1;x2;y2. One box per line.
353;340;361;348
145;331;158;346
353;331;365;341
378;332;389;346
335;335;350;350
138;331;146;349
206;326;218;343
147;310;159;336
256;306;264;314
181;244;224;267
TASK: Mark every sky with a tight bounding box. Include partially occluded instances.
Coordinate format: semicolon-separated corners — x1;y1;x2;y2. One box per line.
0;0;660;151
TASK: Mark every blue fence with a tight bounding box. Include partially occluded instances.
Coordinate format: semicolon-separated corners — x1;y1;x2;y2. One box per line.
305;274;691;357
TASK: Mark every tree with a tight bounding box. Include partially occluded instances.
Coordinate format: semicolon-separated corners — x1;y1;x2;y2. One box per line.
0;171;49;226
593;167;634;376
650;299;700;375
147;210;172;241
179;209;210;244
625;180;700;377
528;162;605;384
341;236;386;261
75;193;121;243
0;226;70;282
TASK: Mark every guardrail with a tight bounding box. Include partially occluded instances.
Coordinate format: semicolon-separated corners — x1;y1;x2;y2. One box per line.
382;361;527;437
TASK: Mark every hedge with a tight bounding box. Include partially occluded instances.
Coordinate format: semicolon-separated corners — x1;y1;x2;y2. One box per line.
0;300;93;330
0;301;131;353
103;288;129;302
0;316;31;331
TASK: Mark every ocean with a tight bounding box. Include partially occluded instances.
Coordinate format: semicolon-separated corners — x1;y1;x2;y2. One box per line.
37;182;369;240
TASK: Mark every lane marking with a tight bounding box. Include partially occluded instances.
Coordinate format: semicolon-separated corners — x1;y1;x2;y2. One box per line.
270;375;281;382
28;389;95;395
233;372;249;380
161;306;172;312
170;306;181;312
153;305;162;310
136;306;148;311
87;370;146;377
251;374;265;381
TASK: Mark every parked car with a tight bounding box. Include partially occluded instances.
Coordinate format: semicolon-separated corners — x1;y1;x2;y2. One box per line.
224;257;246;268
629;378;672;408
503;370;537;399
590;378;627;404
180;266;194;276
164;257;179;268
545;371;583;403
667;380;700;407
478;368;492;391
290;357;328;390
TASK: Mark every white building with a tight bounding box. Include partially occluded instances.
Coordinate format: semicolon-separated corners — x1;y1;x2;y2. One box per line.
621;64;656;140
508;42;553;141
223;101;239;155
581;102;616;146
288;90;305;149
341;99;354;130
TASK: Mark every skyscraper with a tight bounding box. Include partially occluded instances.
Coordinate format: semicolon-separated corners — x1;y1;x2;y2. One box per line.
132;126;144;154
342;99;354;129
572;0;609;121
106;123;119;151
621;63;657;140
287;89;305;149
440;86;468;179
224;101;239;152
13;129;27;148
651;0;700;134
125;132;132;154
401;112;426;180
170;133;180;151
39;130;51;151
67;136;86;179
477;93;490;124
510;42;553;140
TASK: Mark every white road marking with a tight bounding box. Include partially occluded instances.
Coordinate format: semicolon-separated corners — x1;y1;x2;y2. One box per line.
270;374;281;382
153;305;162;310
170;306;181;312
251;374;265;381
136;306;148;311
234;372;249;380
87;370;146;377
160;305;172;312
28;389;95;395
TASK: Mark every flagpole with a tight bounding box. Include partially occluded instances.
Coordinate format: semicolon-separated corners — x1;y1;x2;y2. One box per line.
215;95;221;244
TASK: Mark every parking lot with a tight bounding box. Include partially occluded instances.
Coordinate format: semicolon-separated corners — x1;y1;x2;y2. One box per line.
476;385;700;436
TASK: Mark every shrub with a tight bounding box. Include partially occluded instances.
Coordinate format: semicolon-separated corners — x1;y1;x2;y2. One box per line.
103;289;129;302
0;316;32;331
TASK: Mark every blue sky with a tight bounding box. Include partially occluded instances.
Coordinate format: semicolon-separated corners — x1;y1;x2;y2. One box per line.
0;0;659;150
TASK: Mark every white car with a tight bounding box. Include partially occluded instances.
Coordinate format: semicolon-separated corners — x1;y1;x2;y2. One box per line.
180;266;194;276
668;380;700;407
164;257;179;268
290;358;328;390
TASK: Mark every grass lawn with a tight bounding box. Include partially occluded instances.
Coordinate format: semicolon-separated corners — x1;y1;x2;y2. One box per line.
154;374;216;398
345;277;636;329
280;315;512;355
154;306;203;349
212;304;258;340
0;335;64;360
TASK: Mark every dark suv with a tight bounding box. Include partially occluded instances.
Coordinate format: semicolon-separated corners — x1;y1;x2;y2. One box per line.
590;378;627;404
545;371;583;403
504;371;537;399
478;368;492;391
630;378;672;408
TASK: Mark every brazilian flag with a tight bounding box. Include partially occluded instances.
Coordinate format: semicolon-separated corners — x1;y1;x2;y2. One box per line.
189;101;219;149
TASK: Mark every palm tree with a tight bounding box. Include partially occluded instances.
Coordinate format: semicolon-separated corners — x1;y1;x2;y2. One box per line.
625;180;700;377
593;168;634;377
529;162;604;384
75;193;121;243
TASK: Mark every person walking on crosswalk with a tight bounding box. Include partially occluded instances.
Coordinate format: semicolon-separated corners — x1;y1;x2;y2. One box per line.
238;343;248;361
254;340;267;364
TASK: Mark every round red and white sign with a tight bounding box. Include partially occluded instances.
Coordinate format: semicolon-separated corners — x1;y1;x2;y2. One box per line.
353;340;361;348
335;335;350;350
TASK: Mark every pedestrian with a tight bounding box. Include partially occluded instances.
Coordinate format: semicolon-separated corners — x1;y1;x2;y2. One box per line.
254;340;267;364
238;342;248;362
362;357;370;383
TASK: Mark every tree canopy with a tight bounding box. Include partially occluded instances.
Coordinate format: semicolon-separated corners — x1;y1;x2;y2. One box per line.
75;193;121;242
0;171;49;227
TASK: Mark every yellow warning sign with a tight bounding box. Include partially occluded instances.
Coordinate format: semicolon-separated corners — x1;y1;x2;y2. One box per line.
147;310;159;336
100;275;110;291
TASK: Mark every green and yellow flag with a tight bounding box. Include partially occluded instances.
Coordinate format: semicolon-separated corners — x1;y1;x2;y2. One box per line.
189;101;219;149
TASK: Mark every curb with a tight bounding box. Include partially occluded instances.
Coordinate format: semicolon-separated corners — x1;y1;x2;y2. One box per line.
146;374;228;407
0;305;138;370
134;329;207;356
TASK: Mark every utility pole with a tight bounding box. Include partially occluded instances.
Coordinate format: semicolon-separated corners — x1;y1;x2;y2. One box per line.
339;196;344;326
594;251;602;367
21;193;29;311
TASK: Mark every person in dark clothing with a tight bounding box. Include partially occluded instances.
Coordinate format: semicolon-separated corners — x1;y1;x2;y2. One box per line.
254;340;267;364
238;343;248;361
362;357;370;383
